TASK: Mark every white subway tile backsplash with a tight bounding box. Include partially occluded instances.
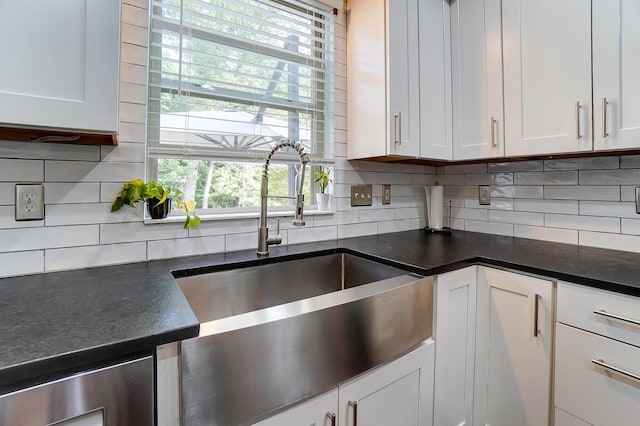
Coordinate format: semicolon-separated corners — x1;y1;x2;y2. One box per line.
465;220;513;237
0;184;15;205
0;206;43;229
490;186;543;199
45;242;147;271
464;173;513;186
621;186;638;202
0;141;99;161
119;102;147;124
488;160;543;172
288;225;337;244
312;210;358;227
100;143;146;163
46;161;144;183
189;218;258;237
515;171;578;185
148;236;225;260
338;222;377;239
579;231;640;254
515;199;579;214
121;22;149;47
46;203;141;226
514;225;578;245
437;174;465;186
545;214;620;233
45;183;100;204
225;232;259;252
452;208;488;221
621;218;640;235
120;63;147;85
579;169;640;185
442;163;487;175
579;201;637;218
0;225;98;253
378;219;411;234
122;3;149;28
379;172;431;185
464;197;514;210
100;222;187;244
118;122;146;143
544;185;620;201
119;82;147;105
0;251;44;277
120;43;148;66
489;210;544;226
620;155;640;169
0;159;43;182
544;157;619;170
358;209;395;223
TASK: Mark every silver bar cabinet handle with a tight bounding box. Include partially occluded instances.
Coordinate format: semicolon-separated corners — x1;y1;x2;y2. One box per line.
490;116;497;148
602;97;609;138
592;358;640;384
326;411;336;426
575;101;582;140
533;294;540;337
394;113;401;145
593;309;640;327
348;400;358;426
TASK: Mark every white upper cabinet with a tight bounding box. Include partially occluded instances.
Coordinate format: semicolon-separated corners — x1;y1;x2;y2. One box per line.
347;0;450;160
503;0;592;156
592;0;640;151
419;0;452;160
450;0;504;160
0;0;120;134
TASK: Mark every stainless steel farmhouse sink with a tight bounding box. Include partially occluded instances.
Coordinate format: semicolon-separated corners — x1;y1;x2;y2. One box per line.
168;250;433;426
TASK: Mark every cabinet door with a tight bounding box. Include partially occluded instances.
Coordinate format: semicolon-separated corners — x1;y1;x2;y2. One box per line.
451;0;504;160
388;0;420;157
503;0;592;156
433;267;476;426
474;267;553;426
418;0;452;160
338;339;434;426
593;0;640;151
0;0;120;133
252;389;339;426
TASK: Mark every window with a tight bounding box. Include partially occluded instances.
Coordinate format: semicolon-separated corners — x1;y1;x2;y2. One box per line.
147;0;335;215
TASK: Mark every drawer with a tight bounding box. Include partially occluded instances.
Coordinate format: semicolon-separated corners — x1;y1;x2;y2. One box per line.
557;281;640;347
555;323;640;426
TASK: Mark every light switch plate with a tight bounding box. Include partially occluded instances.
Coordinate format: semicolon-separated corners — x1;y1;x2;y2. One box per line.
382;184;391;205
478;185;491;205
16;184;45;221
351;184;373;206
636;186;640;214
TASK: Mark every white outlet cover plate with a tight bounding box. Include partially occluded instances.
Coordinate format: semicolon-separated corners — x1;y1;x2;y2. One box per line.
16;184;45;221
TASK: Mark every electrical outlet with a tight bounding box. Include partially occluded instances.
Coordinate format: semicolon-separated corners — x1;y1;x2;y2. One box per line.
478;185;491;205
382;184;391;205
16;184;44;221
351;184;373;206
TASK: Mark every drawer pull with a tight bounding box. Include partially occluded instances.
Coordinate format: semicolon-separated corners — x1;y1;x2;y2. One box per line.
593;309;640;327
326;411;336;426
592;358;640;383
348;400;358;426
533;294;540;337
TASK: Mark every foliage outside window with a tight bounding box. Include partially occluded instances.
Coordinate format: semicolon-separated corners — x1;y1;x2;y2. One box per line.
147;0;335;215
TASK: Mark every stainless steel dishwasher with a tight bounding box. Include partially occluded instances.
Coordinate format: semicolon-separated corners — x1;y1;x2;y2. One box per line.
0;356;154;426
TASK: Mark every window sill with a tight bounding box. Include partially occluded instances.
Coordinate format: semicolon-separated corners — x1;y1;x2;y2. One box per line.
143;208;335;225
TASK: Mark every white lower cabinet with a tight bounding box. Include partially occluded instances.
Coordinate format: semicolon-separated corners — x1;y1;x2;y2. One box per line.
255;339;434;426
433;266;554;426
555;281;640;426
433;266;477;426
253;389;339;426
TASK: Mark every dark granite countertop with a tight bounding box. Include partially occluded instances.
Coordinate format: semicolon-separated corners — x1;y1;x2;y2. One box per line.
1;229;639;391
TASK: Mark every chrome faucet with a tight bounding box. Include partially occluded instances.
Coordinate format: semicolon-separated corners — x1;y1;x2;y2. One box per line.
257;140;310;257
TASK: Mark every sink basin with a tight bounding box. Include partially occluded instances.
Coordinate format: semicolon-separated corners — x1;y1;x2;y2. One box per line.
176;252;411;322
171;250;433;426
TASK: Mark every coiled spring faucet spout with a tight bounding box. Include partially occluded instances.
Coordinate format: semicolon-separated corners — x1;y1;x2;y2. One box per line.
258;140;310;257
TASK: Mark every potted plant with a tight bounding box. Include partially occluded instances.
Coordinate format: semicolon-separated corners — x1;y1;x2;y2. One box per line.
314;167;333;211
111;179;201;229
